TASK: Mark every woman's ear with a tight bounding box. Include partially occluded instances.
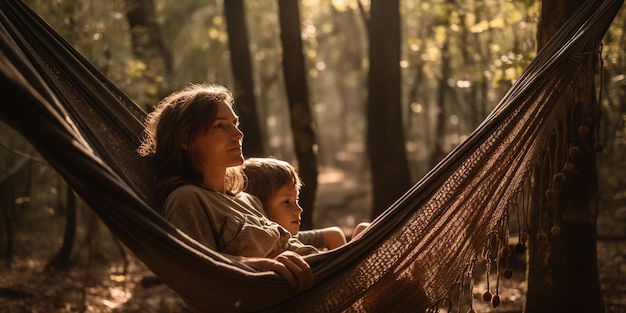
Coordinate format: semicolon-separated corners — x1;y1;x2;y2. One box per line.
181;143;189;151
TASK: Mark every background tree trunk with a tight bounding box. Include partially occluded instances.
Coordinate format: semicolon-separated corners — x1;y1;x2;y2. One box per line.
125;0;172;102
367;0;411;218
0;183;14;262
46;185;77;270
526;0;604;312
277;0;319;229
0;157;29;262
431;39;450;168
224;0;264;158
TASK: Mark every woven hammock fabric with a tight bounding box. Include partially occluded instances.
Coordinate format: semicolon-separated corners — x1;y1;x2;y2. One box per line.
0;0;623;312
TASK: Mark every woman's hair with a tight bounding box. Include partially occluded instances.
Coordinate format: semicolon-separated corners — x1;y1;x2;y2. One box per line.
137;83;244;202
240;157;302;208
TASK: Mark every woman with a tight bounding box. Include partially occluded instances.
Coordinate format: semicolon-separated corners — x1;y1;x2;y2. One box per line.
137;83;314;291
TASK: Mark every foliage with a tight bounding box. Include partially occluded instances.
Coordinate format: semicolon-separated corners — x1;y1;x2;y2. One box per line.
5;0;622;228
18;0;543;174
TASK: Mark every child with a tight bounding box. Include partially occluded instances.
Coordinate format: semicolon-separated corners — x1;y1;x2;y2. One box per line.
241;157;368;250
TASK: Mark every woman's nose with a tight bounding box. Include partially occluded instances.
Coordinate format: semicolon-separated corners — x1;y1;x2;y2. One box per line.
295;203;303;214
232;125;243;139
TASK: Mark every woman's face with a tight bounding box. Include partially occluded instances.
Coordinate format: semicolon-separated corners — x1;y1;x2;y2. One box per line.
265;184;303;236
186;101;244;172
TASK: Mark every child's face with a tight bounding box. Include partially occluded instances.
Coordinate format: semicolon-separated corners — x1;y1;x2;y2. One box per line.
266;184;303;236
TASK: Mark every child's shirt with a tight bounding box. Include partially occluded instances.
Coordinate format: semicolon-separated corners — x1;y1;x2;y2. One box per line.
296;230;326;249
163;185;318;258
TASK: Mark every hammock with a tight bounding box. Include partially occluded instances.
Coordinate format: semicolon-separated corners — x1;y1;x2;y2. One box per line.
0;0;622;311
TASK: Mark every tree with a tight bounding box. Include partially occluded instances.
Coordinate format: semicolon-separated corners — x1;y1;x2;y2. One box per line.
46;185;77;270
526;0;604;311
125;0;172;101
367;0;411;218
0;158;29;261
224;0;264;157
276;0;319;229
430;0;453;169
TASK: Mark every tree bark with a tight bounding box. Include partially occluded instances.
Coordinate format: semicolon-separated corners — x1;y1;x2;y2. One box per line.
0;157;29;261
224;0;264;158
46;185;77;270
277;0;319;229
367;0;411;218
431;38;450;168
0;183;14;261
125;0;172;101
526;1;604;312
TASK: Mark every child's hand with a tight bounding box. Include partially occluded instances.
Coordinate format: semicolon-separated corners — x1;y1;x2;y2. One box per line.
241;251;313;291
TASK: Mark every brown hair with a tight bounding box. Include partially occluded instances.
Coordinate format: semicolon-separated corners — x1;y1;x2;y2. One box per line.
240;158;302;208
138;83;243;203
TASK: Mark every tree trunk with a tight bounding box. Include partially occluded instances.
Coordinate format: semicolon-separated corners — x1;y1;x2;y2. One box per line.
277;0;319;230
431;39;450;168
125;0;172;101
526;1;604;312
0;157;29;261
0;183;14;262
46;185;77;270
367;0;411;218
224;0;264;158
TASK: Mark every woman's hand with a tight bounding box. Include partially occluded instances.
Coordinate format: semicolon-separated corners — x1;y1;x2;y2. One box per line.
241;251;313;291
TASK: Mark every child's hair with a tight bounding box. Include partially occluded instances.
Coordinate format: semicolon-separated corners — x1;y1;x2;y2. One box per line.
241;158;302;207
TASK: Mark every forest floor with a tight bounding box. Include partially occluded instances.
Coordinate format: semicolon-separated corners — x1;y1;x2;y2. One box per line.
0;169;625;313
